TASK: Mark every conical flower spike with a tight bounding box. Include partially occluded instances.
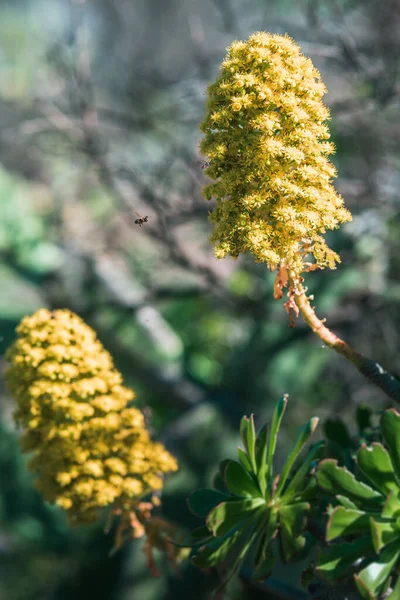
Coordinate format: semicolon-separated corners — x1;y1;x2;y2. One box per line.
5;309;178;525
200;32;351;276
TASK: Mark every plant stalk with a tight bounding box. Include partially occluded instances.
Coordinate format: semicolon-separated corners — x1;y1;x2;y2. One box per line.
290;277;400;403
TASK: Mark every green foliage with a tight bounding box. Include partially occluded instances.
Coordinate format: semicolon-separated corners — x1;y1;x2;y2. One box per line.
186;403;400;598
187;397;322;583
316;408;400;599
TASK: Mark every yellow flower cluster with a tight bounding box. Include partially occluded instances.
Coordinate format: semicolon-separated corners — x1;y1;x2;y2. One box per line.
200;32;351;274
5;309;178;524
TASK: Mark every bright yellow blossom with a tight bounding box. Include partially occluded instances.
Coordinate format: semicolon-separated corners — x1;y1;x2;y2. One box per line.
200;32;351;275
5;309;178;524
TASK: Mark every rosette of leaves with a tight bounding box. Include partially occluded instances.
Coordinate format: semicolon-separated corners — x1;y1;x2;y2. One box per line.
188;396;322;582
316;408;400;600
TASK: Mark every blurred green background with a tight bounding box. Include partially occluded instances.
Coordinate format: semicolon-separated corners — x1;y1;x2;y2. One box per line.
0;0;399;598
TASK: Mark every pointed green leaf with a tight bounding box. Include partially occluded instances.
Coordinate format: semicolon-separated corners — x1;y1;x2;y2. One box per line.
316;460;383;506
381;409;400;484
336;495;359;510
224;460;262;498
280;503;310;539
279;502;310;562
357;443;398;496
282;441;325;502
247;414;257;472
256;425;268;471
221;517;264;586
240;416;249;453
255;424;269;497
355;539;400;600
206;498;265;537
275;417;319;496
326;507;373;541
240;415;257;472
317;536;374;581
267;395;288;481
192;531;241;568
382;492;400;518
370;517;400;553
253;535;275;580
238;447;253;473
263;507;279;547
188;489;230;518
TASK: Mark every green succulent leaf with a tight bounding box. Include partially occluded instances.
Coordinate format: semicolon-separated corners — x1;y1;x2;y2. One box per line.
282;440;325;502
264;507;279;544
370;517;400;553
267;394;288;481
192;531;241;568
222;519;264;586
357;443;398;496
240;415;257;473
354;539;400;600
253;536;275;580
336;495;359;510
380;410;400;485
317;536;374;581
279;502;310;562
276;417;319;496
316;459;383;507
188;489;230;518
280;502;310;539
206;498;265;537
255;424;269;497
326;507;374;541
382;491;400;518
224;460;262;498
238;447;253;473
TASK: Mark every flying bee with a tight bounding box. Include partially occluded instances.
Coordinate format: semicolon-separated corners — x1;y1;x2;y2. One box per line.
135;212;151;227
196;160;211;170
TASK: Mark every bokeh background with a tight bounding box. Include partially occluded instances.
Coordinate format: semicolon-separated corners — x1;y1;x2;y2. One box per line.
0;0;399;598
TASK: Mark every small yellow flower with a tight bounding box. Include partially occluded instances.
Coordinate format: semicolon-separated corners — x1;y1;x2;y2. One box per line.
200;32;352;275
5;309;178;524
231;100;242;112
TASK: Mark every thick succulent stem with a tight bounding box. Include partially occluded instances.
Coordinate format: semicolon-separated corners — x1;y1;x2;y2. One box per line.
290;277;400;403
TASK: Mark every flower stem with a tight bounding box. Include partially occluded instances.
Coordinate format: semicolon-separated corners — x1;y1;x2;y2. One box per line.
290;278;400;403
